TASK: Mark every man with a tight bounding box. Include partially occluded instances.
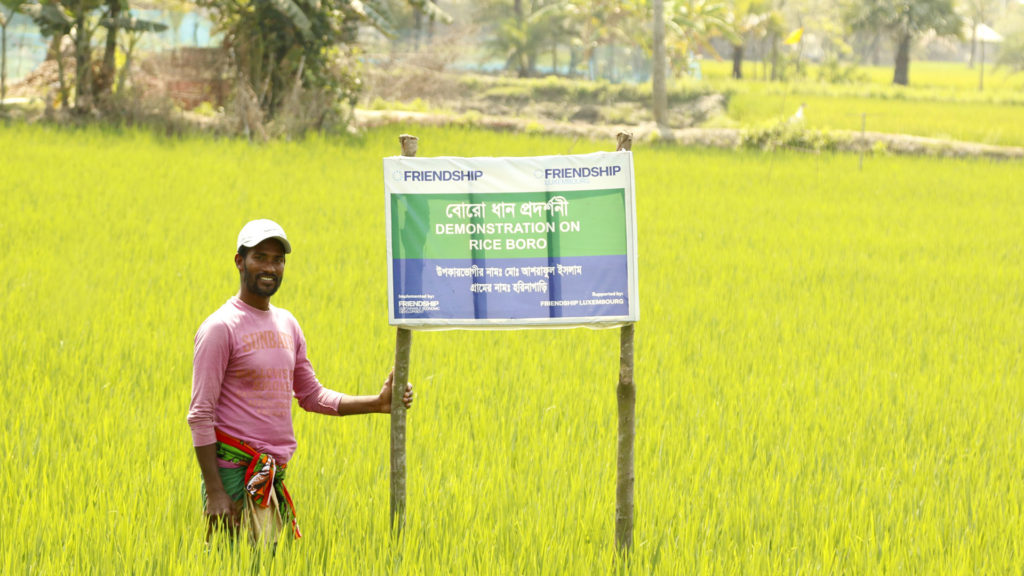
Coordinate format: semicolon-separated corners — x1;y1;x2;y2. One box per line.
188;218;413;542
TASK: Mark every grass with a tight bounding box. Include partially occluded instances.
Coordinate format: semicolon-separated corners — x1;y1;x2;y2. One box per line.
695;59;1024;146
700;59;1024;94
369;59;1024;147
727;91;1024;146
3;123;1024;573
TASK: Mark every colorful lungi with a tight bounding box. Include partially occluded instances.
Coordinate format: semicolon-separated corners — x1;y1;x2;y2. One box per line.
201;429;302;539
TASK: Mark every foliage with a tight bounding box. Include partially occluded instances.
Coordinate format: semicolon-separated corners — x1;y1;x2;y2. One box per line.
21;0;72;40
815;50;865;83
567;0;646;79
21;0;167;111
804;4;864;84
481;0;550;77
843;0;962;85
666;0;739;68
995;31;1024;75
476;0;653;80
723;84;1024;146
722;0;776;79
457;72;726;108
196;0;389;126
700;58;1024;94
0;0;29;108
384;0;452;50
739;117;844;150
843;0;962;40
480;0;601;79
21;0;74;107
961;0;1000;67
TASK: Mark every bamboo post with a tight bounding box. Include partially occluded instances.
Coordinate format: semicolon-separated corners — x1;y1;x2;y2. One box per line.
615;131;636;552
391;134;418;535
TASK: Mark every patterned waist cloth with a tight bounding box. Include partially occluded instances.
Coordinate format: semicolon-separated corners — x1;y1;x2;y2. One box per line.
215;429;302;538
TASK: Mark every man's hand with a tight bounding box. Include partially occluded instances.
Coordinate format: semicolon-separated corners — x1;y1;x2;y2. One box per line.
196;443;242;539
204;487;241;538
378;369;415;413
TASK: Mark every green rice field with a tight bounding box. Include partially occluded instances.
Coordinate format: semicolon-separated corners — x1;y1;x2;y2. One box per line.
725;90;1024;146
701;59;1024;93
698;60;1024;146
3;123;1024;574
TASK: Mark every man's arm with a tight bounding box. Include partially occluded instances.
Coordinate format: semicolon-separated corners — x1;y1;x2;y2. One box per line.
194;444;235;519
337;370;414;415
288;323;414;415
188;320;236;523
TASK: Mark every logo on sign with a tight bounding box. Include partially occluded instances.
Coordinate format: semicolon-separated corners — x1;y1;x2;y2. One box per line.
536;164;622;184
394;170;484;182
397;293;440;315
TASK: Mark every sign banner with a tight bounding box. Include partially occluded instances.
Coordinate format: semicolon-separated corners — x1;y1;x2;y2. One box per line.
384;151;638;329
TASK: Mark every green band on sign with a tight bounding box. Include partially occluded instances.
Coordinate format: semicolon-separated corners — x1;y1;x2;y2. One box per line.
391;189;627;260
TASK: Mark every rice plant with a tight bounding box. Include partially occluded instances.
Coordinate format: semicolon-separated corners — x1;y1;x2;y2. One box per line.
2;123;1023;574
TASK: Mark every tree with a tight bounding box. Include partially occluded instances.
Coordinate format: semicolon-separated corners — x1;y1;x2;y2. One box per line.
653;0;667;127
485;2;546;76
995;30;1024;74
665;0;738;79
578;0;647;80
95;0;123;98
845;0;962;85
480;0;570;78
0;0;28;110
67;0;106;111
404;0;452;51
479;0;649;81
534;1;575;75
23;0;163;111
102;15;167;93
788;0;862;82
23;1;74;109
199;0;395;123
962;0;999;68
89;6;164;107
726;0;773;79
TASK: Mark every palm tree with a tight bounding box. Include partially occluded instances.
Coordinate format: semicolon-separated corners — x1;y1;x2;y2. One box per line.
483;0;575;78
665;0;739;79
407;0;452;51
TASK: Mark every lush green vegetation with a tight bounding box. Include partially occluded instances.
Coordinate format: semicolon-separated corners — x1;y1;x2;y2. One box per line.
3;124;1024;573
693;60;1024;146
726;90;1024;145
702;59;1024;97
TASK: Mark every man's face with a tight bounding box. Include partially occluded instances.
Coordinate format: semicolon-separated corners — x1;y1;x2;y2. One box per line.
237;239;286;298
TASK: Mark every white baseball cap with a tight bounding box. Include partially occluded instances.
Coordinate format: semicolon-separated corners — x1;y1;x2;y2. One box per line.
237;219;292;254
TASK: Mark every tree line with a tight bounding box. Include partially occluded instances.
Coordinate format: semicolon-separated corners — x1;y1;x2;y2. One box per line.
2;0;1022;127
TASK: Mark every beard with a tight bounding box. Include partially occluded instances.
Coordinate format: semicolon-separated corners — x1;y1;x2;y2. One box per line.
242;265;282;297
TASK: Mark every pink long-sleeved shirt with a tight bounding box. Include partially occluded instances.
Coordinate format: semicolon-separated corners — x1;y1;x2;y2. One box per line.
188;296;344;465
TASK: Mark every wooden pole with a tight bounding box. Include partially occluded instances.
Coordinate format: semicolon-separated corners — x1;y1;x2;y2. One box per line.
614;132;636;552
391;134;418;535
